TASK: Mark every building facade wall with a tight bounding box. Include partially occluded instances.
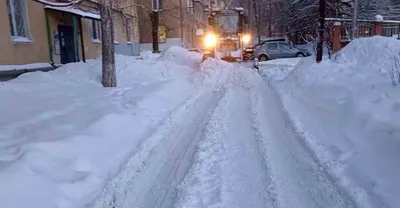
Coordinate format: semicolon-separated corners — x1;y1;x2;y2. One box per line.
80;17;103;60
0;0;49;65
138;0;206;50
0;0;140;66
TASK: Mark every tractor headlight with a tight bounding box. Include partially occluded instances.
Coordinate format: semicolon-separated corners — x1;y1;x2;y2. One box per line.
204;33;217;48
243;34;251;44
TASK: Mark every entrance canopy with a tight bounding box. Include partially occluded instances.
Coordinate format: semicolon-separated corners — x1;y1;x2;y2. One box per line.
44;5;100;20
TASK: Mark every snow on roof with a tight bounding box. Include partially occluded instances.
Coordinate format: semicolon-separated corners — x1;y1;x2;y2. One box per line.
325;17;400;23
234;7;245;11
44;5;100;20
35;0;72;6
34;0;83;7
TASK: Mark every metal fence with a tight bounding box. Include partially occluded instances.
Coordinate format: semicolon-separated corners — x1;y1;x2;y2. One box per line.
339;22;400;41
383;24;399;37
340;22;374;41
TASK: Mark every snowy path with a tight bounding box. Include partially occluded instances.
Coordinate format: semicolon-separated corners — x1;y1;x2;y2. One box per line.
0;54;362;208
94;66;357;208
251;81;356;208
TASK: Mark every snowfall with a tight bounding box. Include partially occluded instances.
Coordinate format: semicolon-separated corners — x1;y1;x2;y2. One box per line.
0;36;399;208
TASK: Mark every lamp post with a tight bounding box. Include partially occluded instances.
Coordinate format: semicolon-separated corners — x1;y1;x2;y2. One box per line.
351;0;359;39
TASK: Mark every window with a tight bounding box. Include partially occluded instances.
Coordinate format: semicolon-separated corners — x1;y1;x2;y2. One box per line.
7;0;30;41
195;9;203;21
267;43;278;50
187;0;193;14
217;13;239;34
91;20;101;42
279;43;291;50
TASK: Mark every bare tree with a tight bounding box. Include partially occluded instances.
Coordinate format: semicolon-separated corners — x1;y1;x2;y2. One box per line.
100;0;116;87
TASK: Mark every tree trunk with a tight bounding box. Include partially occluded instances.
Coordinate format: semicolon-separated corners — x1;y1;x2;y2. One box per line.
100;0;116;87
150;11;160;53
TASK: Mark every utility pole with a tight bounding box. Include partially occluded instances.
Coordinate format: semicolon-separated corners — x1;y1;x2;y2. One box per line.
351;0;359;40
151;0;162;53
248;0;252;33
253;0;260;43
268;0;272;37
335;0;339;18
316;0;326;62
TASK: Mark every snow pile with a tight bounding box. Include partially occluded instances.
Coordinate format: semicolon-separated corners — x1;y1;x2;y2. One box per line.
275;36;400;207
140;50;160;60
259;58;302;81
0;51;214;208
188;58;233;88
158;46;202;70
332;36;400;80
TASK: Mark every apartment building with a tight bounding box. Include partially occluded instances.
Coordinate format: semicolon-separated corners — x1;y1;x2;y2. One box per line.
0;0;139;66
138;0;230;51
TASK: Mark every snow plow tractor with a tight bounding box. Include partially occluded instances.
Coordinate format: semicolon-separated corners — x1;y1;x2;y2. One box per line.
199;8;252;62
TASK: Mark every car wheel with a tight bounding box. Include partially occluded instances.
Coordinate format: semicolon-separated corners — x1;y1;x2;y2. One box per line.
259;55;268;62
296;53;305;57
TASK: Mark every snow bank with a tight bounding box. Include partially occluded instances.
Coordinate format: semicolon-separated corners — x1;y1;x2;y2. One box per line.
158;46;202;70
0;51;210;208
275;36;400;207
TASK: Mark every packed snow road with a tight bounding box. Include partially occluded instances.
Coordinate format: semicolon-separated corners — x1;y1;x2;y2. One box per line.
94;63;356;208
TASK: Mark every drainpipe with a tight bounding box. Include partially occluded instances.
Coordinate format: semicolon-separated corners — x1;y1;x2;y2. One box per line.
180;0;184;47
72;15;80;62
45;10;54;65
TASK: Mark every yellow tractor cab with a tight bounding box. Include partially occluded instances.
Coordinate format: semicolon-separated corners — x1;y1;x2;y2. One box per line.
199;7;252;62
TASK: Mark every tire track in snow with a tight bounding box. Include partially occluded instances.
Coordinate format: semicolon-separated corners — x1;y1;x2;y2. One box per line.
145;90;226;208
173;89;229;208
269;83;388;208
219;87;270;208
252;75;357;208
91;90;201;208
248;84;280;208
175;68;271;208
217;68;271;208
92;88;226;208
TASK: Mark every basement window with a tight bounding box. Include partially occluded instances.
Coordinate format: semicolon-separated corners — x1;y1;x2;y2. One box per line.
7;0;31;43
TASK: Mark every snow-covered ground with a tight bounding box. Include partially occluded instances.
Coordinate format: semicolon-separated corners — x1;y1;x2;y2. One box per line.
258;57;302;81
0;47;204;208
262;36;400;208
1;39;399;208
